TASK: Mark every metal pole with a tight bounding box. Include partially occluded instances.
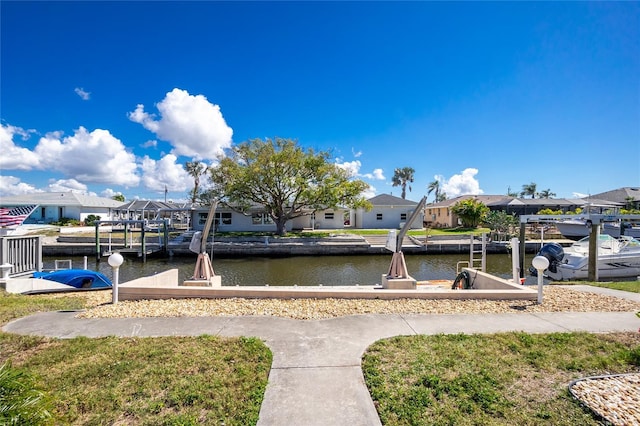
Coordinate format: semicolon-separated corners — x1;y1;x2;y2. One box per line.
537;269;543;304
112;267;119;304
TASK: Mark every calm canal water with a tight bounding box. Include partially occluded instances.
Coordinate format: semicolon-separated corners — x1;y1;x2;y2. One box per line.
42;253;529;286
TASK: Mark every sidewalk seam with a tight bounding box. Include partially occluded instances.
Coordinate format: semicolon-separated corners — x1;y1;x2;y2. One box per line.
398;313;419;335
529;312;572;331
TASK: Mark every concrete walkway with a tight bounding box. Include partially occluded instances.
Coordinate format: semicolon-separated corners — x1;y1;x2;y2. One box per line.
3;287;640;426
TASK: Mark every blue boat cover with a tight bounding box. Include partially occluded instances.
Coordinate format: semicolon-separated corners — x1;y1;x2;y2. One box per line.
33;269;112;289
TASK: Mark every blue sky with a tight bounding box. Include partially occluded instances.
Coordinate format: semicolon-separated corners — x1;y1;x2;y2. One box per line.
1;1;638;203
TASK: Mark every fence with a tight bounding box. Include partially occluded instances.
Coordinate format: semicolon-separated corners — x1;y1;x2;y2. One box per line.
0;235;43;276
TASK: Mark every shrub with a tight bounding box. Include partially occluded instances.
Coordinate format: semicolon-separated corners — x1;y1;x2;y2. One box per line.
51;217;81;226
84;214;101;227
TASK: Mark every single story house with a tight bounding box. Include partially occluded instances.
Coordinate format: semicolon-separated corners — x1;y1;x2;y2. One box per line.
0;192;124;225
425;194;623;228
190;194;427;233
355;194;423;230
190;204;349;233
590;187;640;209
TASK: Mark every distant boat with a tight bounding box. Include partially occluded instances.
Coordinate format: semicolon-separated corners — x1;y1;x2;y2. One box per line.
554;219;633;240
531;235;640;281
33;269;112;289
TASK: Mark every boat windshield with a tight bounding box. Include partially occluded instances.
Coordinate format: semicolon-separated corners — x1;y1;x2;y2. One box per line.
619;236;640;249
571;234;619;254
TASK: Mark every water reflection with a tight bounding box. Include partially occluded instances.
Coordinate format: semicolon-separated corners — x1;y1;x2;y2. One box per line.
43;253;521;287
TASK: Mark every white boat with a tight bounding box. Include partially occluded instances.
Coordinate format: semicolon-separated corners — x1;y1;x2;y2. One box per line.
531;235;640;281
555;219;640;240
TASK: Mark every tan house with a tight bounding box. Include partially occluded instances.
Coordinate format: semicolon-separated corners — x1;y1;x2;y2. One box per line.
425;195;512;228
424;195;582;228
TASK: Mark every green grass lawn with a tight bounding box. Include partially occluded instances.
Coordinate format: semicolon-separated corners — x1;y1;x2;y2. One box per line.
363;332;640;425
578;280;640;293
0;292;272;425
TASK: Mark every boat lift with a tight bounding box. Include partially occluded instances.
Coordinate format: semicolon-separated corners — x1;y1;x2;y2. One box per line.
382;196;427;289
94;219;169;262
519;213;640;281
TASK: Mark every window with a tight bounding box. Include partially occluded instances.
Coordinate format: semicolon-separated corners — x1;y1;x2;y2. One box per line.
376;213;383;221
324;212;334;220
199;212;232;226
252;213;273;225
400;213;407;221
215;212;232;225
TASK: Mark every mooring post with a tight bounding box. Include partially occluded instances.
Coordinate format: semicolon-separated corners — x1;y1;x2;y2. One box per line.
141;225;146;263
95;222;101;261
587;223;599;282
163;219;169;254
519;223;526;279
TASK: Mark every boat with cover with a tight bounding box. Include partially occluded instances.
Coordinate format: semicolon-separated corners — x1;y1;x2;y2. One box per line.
33;269;112;289
531;235;640;281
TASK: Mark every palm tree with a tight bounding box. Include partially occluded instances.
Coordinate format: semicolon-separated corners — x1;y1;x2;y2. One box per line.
184;161;208;203
538;189;556;198
520;182;537;199
427;179;441;203
391;167;415;199
506;186;519;197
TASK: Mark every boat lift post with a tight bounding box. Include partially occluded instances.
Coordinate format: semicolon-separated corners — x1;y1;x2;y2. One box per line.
190;200;219;283
382;196;426;289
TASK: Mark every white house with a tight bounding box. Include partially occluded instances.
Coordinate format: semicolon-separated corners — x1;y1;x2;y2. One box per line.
190;204;349;232
0;192;124;224
355;194;423;229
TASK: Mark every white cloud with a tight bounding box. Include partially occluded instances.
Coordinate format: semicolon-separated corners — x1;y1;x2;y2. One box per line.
34;127;140;186
0;124;40;170
128;88;233;161
352;148;362;158
441;168;483;198
335;158;385;181
335;159;361;177
74;87;90;100
362;184;376;199
47;178;92;194
0;175;42;197
101;188;122;199
139;154;193;192
572;192;588;199
363;168;385;180
141;139;158;149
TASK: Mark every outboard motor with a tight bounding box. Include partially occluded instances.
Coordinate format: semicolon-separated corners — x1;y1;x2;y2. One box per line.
529;242;565;276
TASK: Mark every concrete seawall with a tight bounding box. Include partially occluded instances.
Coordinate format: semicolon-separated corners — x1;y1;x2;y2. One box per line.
42;234;569;257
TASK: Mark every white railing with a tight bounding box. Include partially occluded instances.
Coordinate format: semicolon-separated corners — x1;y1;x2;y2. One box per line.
0;235;43;277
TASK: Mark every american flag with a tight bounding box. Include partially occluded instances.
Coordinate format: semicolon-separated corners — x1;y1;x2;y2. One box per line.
0;205;38;227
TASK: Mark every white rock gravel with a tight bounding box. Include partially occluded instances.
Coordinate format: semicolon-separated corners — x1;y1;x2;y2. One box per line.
570;374;640;426
42;286;640;320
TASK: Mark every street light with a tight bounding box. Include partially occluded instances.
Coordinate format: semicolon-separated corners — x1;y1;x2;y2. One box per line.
531;255;549;305
108;252;124;304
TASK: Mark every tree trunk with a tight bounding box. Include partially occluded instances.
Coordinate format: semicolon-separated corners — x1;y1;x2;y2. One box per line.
275;217;287;236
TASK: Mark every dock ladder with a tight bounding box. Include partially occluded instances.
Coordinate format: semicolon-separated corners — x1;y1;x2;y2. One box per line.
456;233;487;274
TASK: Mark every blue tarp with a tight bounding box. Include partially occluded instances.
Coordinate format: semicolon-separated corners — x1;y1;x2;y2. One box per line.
33;269;112;289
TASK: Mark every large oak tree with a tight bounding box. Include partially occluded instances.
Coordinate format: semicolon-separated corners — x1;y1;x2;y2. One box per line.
209;137;371;236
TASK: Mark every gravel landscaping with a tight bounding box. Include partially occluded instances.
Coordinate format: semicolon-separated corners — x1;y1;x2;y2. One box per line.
38;286;640;320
